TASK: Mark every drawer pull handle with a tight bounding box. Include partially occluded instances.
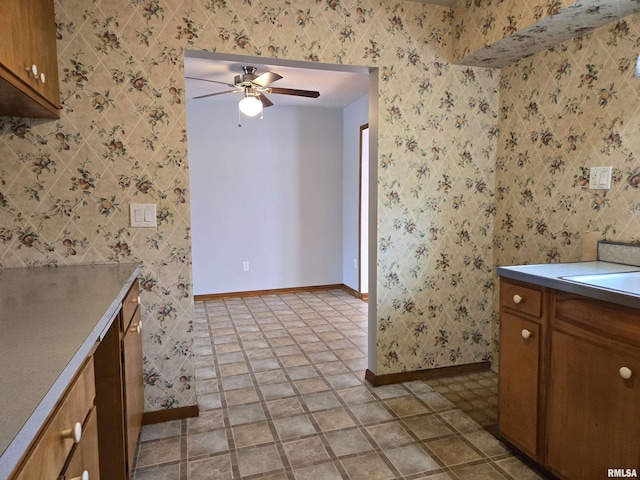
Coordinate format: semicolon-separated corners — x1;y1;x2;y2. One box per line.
521;329;531;339
26;64;38;78
61;422;82;443
39;72;46;84
132;295;139;304
513;294;523;304
69;471;89;480
619;367;633;380
131;321;142;334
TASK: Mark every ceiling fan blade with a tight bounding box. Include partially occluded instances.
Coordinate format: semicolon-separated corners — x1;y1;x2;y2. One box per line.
256;92;274;107
193;89;240;99
253;71;283;87
186;76;236;88
268;87;320;98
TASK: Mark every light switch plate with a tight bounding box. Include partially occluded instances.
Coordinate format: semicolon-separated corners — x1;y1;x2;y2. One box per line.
130;204;157;227
588;166;612;190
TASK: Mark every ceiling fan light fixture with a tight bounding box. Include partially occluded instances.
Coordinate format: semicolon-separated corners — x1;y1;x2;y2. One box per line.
238;95;263;117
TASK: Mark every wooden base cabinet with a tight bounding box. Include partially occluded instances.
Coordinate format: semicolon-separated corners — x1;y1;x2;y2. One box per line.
546;294;640;480
498;312;541;458
498;279;544;461
11;359;97;480
122;305;144;479
498;278;640;480
95;281;144;480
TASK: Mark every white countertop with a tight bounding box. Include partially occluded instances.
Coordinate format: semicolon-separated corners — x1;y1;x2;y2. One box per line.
497;261;640;309
0;263;141;478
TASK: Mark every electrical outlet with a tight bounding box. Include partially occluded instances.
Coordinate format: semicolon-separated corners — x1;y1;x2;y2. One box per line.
243;261;249;271
588;166;612;190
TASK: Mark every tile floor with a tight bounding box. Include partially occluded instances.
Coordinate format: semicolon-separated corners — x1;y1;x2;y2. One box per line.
133;289;544;480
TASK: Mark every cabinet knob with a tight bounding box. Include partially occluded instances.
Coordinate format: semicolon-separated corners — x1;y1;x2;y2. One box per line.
513;294;523;304
132;295;139;304
26;64;38;78
131;321;142;334
619;367;633;380
61;422;82;443
521;329;531;339
39;72;46;83
69;471;89;480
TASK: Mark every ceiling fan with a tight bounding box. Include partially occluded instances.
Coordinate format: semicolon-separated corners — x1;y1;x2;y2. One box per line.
186;66;321;117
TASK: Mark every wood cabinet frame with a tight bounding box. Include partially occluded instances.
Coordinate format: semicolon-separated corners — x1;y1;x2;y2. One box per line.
498;278;640;480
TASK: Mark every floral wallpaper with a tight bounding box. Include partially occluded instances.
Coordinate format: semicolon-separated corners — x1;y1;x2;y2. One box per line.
493;13;640;358
2;0;636;408
452;0;640;68
0;0;502;397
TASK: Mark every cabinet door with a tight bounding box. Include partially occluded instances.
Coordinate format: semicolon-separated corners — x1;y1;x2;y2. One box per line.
30;0;60;105
122;306;144;477
0;1;31;84
0;0;60;117
62;407;100;480
498;312;540;458
547;331;640;480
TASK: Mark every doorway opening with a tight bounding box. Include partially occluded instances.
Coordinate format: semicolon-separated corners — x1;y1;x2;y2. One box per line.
183;49;378;372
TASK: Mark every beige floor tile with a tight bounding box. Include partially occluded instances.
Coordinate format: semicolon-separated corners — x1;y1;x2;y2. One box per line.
313;407;356;431
282;436;330;467
427;436;482;466
450;462;509;479
341;453;397;480
294;376;329;394
402;413;454;440
224;386;260;406
136;436;181;468
302;390;342;411
292;461;343;480
133;292;542;480
385;444;440;475
139;420;181;442
133;463;180;480
266;396;305;418
236;444;284;477
227;403;266;425
187;455;232;480
324;427;374;456
385;396;431;417
187;429;228;458
273;413;317;439
232;420;274;447
366;420;414;448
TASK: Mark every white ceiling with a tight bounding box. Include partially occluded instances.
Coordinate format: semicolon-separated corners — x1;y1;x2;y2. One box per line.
184;51;370;109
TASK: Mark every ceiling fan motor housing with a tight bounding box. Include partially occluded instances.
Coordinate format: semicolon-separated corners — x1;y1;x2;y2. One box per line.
234;66;258;87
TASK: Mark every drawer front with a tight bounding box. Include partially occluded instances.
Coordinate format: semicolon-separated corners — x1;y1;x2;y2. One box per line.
14;358;95;480
553;292;640;347
121;281;140;332
61;407;100;480
500;280;542;318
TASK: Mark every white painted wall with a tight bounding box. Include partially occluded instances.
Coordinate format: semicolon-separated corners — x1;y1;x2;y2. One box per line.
342;95;369;292
360;125;369;294
187;99;344;295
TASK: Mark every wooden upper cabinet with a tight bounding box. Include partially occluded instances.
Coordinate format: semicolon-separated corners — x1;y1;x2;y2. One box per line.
0;0;61;118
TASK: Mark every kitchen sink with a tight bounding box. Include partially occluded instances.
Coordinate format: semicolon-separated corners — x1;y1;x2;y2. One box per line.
561;271;640;296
